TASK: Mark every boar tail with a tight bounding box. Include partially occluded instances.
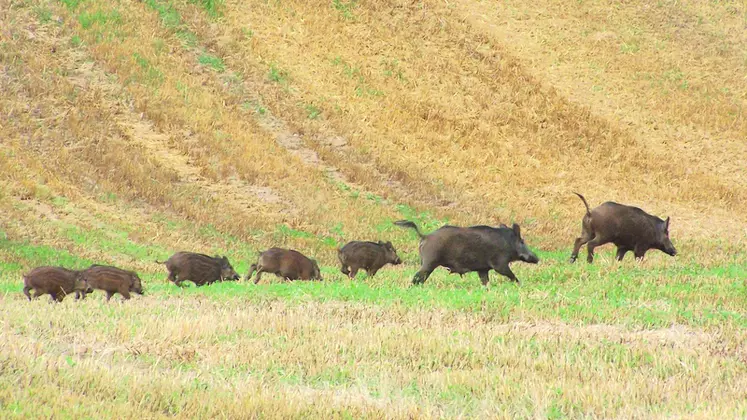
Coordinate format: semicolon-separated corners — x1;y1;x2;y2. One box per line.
573;192;591;216
394;220;426;239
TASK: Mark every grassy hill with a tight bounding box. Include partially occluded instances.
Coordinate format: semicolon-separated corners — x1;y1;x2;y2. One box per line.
1;0;745;417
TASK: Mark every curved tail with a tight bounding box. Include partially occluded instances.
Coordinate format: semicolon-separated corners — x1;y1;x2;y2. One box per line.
573;192;591;216
394;220;426;239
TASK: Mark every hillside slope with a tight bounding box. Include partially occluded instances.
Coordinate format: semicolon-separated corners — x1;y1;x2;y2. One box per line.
2;0;745;264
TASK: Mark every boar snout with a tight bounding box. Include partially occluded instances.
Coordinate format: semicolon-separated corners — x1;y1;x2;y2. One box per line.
522;251;540;264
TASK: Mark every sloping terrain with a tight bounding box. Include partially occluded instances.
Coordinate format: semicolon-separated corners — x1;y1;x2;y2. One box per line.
0;0;745;417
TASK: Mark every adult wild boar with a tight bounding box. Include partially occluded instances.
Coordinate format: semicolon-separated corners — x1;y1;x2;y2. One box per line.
337;241;402;278
394;220;539;285
569;192;677;263
22;266;90;302
157;252;240;287
246;248;322;284
81;265;144;301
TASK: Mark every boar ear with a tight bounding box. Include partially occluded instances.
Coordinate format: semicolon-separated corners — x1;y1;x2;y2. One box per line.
512;223;521;238
664;217;670;231
386;241;393;248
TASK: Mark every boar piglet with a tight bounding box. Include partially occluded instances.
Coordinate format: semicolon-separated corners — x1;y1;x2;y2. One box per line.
23;266;90;303
569;193;677;263
157;252;240;287
246;248;322;284
81;264;144;301
337;240;402;279
395;220;539;286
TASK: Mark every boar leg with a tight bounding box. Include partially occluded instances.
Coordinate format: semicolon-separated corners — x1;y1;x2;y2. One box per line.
585;236;610;263
493;264;519;283
167;270;179;285
120;289;131;300
633;246;647;261
615;247;630;261
366;268;379;278
23;287;32;301
348;266;359;279
412;264;437;285
570;224;594;263
105;291;115;301
253;269;265;284
478;270;490;286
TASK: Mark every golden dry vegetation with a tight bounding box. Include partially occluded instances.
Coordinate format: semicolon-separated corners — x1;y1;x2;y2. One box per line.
1;0;746;417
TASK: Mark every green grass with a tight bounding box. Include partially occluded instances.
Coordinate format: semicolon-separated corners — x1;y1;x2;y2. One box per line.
304;103;322;119
332;0;358;20
268;64;288;84
3;233;745;329
188;0;224;18
198;52;224;72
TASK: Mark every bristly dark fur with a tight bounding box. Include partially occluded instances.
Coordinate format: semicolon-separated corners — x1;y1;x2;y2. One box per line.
395;220;539;286
337;240;402;279
570;193;676;263
247;248;322;284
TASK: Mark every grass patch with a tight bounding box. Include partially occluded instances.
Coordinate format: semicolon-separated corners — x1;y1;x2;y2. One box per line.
78;9;121;30
189;0;224;18
332;0;358;20
268;64;288;84
198;52;225;72
304;103;321;119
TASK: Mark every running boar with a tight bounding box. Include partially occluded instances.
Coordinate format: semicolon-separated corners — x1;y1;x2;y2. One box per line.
246;248;322;284
81;265;144;301
157;252;240;287
22;266;90;303
337;241;402;278
569;192;677;263
395;220;539;285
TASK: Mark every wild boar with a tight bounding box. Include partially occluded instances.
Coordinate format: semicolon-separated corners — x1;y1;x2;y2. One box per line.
569;192;677;263
246;248;322;284
395;220;539;285
81;265;144;301
22;266;90;302
337;241;402;278
157;252;240;287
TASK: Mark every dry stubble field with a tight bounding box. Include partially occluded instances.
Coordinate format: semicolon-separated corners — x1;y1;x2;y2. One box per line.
0;0;746;417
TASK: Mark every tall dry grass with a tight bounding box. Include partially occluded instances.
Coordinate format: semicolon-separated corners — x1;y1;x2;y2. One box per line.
1;296;745;418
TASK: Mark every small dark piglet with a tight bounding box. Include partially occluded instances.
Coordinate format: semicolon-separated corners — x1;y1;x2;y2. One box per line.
81;264;144;301
338;240;402;278
395;220;539;286
157;252;240;287
23;266;90;303
246;248;322;284
569;192;677;263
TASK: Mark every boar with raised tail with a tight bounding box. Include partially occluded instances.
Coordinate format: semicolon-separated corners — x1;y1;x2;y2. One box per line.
337;241;402;279
569;192;677;263
394;220;539;285
81;264;144;301
246;248;322;284
157;252;240;287
23;266;91;302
